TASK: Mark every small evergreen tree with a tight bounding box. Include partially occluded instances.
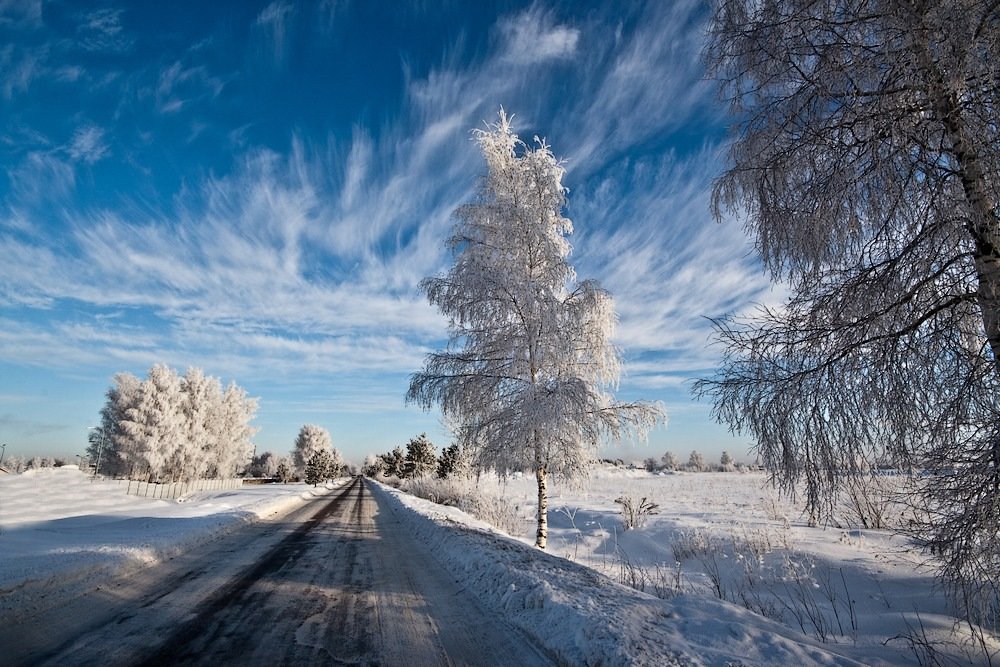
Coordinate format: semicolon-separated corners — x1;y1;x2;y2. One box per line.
688;450;705;472
305;450;333;486
361;454;382;477
403;433;437;478
661;451;678;471
275;460;292;483
436;443;461;479
720;450;735;470
293;424;333;476
380;446;406;478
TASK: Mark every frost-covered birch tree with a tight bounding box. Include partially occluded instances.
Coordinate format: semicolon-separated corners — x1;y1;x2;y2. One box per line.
88;372;141;477
408;111;664;549
212;382;258;478
121;364;186;481
177;367;222;480
697;0;1000;622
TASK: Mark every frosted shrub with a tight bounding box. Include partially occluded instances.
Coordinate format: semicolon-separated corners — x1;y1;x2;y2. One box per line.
400;476;524;537
615;495;659;530
836;473;909;531
400;476;465;506
671;529;714;562
461;494;523;537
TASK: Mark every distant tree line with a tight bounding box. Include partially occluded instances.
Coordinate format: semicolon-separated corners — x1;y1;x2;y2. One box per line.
640;450;741;473
362;433;464;480
88;364;258;482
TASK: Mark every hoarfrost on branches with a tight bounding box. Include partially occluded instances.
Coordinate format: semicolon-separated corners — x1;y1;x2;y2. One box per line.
409;109;665;548
292;424;335;476
697;0;1000;627
94;365;259;482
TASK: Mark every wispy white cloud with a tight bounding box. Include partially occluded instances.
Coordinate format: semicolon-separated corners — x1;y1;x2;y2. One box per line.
75;8;133;53
498;10;579;65
66;125;109;164
0;0;768;426
254;1;296;66
6;151;75;204
0;43;45;98
155;61;224;114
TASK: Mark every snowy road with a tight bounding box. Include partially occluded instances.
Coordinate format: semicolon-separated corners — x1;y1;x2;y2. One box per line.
6;477;553;666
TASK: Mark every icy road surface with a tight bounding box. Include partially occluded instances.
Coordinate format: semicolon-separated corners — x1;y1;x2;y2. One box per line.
5;477;553;666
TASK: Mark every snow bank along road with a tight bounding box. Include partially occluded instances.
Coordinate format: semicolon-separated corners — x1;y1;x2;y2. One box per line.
3;476;553;666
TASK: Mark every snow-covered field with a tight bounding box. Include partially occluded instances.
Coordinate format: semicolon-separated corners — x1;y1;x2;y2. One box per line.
1;465;995;665
394;466;1000;666
0;466;327;621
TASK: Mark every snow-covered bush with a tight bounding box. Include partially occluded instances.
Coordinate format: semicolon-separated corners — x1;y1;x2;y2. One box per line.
400;476;524;537
687;450;706;472
615;494;659;530
660;451;678;471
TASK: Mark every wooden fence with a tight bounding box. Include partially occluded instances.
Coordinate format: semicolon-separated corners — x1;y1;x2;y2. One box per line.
118;477;243;499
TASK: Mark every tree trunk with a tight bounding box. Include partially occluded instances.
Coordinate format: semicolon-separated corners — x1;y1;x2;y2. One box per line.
535;465;548;549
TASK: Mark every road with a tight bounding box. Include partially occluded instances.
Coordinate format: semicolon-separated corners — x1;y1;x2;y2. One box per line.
6;477;554;666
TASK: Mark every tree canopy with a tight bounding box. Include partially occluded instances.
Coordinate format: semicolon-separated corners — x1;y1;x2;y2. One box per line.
698;0;1000;622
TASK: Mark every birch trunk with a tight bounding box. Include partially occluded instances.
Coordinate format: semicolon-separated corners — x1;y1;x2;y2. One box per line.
535;464;548;549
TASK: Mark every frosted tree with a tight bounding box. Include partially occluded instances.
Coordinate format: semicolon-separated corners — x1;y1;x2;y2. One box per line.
660;451;678;471
698;0;1000;621
687;450;705;473
403;433;437;478
120;364;186;481
328;447;346;479
720;450;734;468
177;367;222;480
249;451;281;478
275;460;293;483
212;382;258;478
88;372;141;477
95;365;258;482
292;424;333;476
409;111;664;548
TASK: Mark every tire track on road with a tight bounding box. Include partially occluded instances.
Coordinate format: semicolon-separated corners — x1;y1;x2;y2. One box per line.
136;477;363;666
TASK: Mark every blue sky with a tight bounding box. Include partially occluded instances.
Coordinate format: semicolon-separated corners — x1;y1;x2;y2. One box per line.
1;0;776;466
